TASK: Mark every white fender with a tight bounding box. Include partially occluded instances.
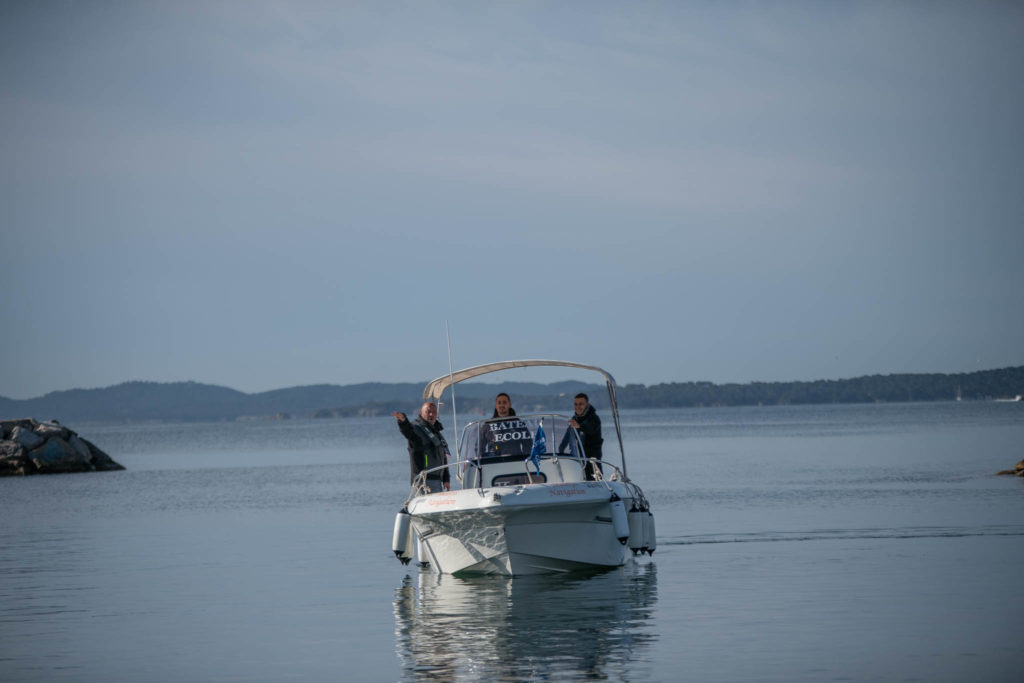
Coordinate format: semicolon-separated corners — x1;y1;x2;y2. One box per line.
645;510;657;555
392;508;414;565
609;494;630;545
640;507;652;554
627;503;645;555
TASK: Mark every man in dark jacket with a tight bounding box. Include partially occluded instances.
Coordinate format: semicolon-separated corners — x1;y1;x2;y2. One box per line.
569;393;603;480
481;392;532;457
393;402;451;492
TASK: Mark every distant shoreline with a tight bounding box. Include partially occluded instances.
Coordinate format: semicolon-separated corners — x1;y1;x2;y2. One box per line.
1;366;1021;424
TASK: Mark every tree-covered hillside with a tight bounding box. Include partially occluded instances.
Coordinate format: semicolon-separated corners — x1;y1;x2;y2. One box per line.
1;367;1020;423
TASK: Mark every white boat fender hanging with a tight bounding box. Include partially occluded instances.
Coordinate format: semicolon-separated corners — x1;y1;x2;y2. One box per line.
644;509;657;556
627;501;646;556
609;493;630;545
640;505;652;554
392;506;414;565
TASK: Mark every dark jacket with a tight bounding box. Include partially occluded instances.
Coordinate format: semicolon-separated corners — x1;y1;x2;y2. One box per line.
572;404;603;461
397;416;451;484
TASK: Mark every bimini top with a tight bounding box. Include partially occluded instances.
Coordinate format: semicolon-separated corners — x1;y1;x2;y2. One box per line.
422;359;616;402
423;359;627;473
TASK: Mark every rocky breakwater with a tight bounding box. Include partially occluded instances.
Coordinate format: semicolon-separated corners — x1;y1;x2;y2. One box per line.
0;418;125;476
996;459;1024;477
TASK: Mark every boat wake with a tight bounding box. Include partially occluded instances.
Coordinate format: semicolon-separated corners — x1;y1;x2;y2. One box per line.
668;525;1024;546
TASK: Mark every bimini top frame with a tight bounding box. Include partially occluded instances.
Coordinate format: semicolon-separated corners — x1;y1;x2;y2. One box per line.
422;359;628;478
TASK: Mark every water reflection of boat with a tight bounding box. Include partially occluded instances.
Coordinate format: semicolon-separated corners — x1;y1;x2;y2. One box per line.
392;360;657;576
393;563;659;680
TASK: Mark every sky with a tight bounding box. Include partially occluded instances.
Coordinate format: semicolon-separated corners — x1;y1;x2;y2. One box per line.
2;1;1022;399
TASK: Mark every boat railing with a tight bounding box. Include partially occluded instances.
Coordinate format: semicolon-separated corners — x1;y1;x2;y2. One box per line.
404;453;627;502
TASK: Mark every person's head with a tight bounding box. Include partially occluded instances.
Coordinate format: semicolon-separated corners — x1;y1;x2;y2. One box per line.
494;393;512;418
419;402;438;424
573;393;590;416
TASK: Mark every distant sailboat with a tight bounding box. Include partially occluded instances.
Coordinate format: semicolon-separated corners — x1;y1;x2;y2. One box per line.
955;386;962;402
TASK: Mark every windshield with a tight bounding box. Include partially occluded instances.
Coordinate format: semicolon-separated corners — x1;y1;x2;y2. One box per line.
459;414;583;462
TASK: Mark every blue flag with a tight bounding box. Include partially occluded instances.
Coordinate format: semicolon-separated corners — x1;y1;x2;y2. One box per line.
528;422;546;474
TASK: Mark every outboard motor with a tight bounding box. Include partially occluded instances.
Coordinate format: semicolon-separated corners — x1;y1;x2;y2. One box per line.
392;506;414;565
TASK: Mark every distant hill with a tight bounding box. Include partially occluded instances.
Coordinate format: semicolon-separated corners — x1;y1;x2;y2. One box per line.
0;379;604;423
0;381;251;423
615;365;1024;408
0;367;1020;423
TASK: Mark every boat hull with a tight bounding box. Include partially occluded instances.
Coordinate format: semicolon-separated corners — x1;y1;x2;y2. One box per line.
407;481;633;576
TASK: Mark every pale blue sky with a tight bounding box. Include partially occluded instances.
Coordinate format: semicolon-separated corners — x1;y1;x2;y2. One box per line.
2;1;1022;399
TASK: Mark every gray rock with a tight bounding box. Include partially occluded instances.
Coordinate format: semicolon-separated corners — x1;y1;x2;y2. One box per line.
68;434;93;460
1;418;36;432
996;458;1024;477
11;426;44;451
80;437;125;471
29;437;94;473
0;417;124;476
1;440;32;475
0;441;23;458
35;420;71;440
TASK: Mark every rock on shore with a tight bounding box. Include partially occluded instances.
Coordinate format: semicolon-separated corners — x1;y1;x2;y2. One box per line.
995;459;1024;477
0;418;125;476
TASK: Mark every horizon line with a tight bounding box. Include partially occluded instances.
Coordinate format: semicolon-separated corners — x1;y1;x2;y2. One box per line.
3;364;1022;402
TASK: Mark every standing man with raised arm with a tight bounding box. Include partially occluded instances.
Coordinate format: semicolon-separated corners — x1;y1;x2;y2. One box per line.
393;402;451;492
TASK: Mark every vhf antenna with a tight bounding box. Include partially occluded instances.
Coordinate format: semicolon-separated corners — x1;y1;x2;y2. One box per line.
445;320;458;454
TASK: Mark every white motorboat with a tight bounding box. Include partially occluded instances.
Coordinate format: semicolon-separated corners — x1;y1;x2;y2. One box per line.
392;360;656;576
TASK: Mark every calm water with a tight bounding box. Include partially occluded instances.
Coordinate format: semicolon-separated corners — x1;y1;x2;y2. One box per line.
2;402;1022;681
